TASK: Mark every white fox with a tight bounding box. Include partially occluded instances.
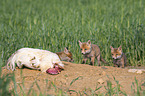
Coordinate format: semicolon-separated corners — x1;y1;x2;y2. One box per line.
6;48;64;73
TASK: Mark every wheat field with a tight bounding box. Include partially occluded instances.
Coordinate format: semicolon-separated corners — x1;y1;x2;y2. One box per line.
0;0;145;66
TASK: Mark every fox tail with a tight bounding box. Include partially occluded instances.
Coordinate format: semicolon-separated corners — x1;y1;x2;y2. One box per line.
100;56;108;64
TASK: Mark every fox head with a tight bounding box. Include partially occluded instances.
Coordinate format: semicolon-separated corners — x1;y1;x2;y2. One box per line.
110;46;123;59
58;47;73;62
79;40;92;55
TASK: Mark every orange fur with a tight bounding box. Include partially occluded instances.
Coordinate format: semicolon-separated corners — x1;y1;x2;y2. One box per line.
110;46;127;68
79;40;107;66
56;47;73;62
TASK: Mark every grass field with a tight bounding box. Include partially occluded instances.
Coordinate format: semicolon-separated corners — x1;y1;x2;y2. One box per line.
0;0;145;95
0;0;145;66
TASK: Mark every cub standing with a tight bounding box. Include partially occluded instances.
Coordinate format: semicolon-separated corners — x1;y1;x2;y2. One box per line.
110;46;127;68
79;40;107;66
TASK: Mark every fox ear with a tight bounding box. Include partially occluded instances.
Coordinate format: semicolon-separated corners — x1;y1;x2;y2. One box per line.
65;47;68;50
64;47;69;54
118;46;122;51
110;46;114;51
78;40;82;46
87;40;91;45
110;46;113;49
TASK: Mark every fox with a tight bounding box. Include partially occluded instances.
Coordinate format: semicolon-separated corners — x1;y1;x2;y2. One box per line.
6;48;64;73
78;40;107;66
56;47;74;62
110;46;127;68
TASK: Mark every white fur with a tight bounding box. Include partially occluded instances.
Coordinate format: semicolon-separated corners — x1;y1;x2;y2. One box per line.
7;48;64;72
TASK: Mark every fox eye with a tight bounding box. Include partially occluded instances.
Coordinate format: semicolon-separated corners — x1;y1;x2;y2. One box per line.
116;54;118;55
80;49;82;50
85;49;87;50
112;54;113;55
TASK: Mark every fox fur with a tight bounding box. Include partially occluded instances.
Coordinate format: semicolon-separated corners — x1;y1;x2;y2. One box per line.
56;47;73;62
110;46;127;68
79;40;107;66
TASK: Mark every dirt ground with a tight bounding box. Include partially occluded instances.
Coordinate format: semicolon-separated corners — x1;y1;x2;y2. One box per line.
2;61;145;96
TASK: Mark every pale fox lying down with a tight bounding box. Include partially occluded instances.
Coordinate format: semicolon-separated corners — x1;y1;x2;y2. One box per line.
7;48;64;73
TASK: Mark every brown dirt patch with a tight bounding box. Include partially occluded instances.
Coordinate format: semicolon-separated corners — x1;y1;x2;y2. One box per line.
2;61;145;95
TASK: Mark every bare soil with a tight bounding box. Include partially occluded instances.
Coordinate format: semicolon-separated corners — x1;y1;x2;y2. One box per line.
2;61;145;95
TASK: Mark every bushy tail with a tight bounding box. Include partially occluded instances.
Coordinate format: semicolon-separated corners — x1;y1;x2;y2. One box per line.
6;52;17;71
100;56;108;64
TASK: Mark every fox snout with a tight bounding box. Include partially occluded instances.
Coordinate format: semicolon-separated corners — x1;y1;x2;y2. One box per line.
81;52;86;55
112;56;117;59
67;58;74;62
81;49;91;54
112;54;122;59
66;53;74;62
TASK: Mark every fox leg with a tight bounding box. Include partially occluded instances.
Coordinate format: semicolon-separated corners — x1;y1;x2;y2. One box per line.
82;57;87;64
121;58;125;68
113;64;118;67
90;56;95;66
97;55;101;66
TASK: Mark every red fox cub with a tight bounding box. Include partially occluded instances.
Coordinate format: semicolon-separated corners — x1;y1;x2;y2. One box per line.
56;47;74;62
78;40;107;66
110;46;127;68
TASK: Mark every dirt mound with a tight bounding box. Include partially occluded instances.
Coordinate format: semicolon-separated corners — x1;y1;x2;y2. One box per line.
2;61;145;95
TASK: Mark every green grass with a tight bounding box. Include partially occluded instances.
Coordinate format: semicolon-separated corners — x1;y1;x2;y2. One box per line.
0;1;145;95
0;0;145;66
1;66;144;96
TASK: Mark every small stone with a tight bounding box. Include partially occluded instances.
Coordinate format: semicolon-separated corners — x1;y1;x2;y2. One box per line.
128;69;137;73
99;71;106;76
97;78;104;84
102;71;106;76
136;70;143;74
